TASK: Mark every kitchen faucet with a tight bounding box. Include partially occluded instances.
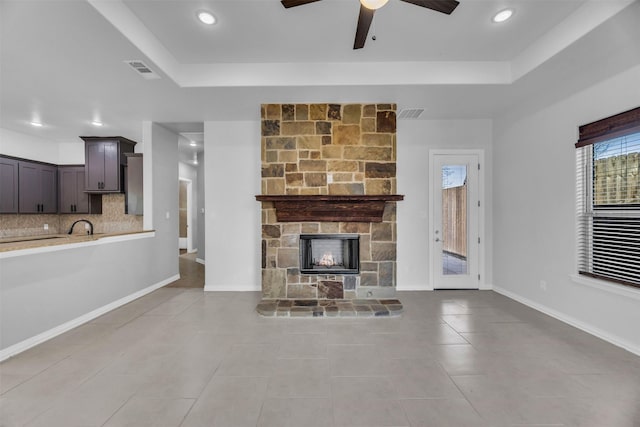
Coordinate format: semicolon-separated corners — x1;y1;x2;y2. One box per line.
68;219;94;235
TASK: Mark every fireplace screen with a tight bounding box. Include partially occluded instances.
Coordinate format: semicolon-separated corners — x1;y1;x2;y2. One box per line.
299;234;359;274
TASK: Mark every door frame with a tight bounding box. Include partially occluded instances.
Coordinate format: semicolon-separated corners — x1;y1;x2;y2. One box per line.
178;177;193;253
428;149;486;290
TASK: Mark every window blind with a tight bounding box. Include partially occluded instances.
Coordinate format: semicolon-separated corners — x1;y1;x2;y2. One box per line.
576;129;640;288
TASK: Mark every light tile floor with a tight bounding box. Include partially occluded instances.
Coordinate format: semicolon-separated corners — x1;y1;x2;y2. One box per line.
2;288;640;426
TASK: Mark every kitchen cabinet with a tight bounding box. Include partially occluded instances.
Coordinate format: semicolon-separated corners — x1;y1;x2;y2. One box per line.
0;156;18;213
58;165;102;214
0;156;19;213
18;160;57;213
82;136;136;193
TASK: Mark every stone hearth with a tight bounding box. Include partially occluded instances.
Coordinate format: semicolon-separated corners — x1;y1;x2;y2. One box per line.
256;299;403;317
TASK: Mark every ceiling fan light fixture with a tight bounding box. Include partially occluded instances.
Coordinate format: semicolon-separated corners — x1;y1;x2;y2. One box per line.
360;0;389;10
492;8;513;23
197;10;216;25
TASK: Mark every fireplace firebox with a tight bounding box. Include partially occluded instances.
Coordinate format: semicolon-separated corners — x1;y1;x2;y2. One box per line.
299;234;359;275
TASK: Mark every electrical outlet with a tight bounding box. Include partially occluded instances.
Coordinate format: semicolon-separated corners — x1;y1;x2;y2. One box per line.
166;211;170;219
43;224;48;230
84;223;90;230
540;280;547;291
327;174;333;184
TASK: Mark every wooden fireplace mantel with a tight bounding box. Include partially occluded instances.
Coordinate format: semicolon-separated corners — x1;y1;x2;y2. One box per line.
255;195;404;223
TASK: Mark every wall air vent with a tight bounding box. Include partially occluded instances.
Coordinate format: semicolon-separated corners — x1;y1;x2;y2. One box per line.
397;108;424;119
124;60;160;80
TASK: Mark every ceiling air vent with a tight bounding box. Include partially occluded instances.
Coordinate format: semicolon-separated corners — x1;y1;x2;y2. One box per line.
397;108;424;120
124;60;160;80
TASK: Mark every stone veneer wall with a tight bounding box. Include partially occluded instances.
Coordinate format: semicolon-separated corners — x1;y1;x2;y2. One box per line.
260;103;398;300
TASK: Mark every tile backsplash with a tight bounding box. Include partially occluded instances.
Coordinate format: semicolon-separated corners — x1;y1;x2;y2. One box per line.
0;194;143;238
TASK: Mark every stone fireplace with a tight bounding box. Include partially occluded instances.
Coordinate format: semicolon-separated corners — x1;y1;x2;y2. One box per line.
256;103;403;315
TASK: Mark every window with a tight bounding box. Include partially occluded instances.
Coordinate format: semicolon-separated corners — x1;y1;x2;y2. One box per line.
576;107;640;288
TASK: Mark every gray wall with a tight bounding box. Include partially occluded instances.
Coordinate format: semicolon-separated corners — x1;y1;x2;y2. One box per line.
493;64;640;354
203;121;261;291
396;119;493;290
0;122;179;352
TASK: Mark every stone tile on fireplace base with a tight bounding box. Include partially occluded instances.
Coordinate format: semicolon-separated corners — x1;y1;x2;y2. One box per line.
255;299;403;318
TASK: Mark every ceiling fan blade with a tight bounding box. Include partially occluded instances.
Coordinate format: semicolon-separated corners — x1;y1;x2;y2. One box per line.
400;0;459;15
354;5;375;49
281;0;322;8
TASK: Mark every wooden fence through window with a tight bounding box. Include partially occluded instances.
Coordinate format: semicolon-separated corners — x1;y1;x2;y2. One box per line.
442;184;467;259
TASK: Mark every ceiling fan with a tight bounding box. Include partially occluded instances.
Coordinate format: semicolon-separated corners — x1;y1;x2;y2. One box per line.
280;0;460;49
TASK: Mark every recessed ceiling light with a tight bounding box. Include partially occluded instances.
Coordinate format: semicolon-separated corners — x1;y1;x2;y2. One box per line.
30;121;43;127
190;141;197;146
91;120;104;127
197;10;216;25
492;8;513;23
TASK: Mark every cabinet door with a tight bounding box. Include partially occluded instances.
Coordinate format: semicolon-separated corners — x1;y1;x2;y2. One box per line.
40;165;57;213
75;169;89;213
59;167;95;214
85;141;105;191
18;161;40;213
59;167;78;213
102;142;120;191
0;157;19;213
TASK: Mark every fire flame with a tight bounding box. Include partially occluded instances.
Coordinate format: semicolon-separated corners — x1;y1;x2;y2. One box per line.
317;252;335;266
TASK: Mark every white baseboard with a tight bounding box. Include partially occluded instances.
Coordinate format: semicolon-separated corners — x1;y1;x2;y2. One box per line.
397;284;433;291
195;258;205;265
0;274;180;362
493;285;640;357
204;284;260;292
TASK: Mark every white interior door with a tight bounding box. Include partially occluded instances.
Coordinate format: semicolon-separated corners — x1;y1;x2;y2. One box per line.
430;152;481;289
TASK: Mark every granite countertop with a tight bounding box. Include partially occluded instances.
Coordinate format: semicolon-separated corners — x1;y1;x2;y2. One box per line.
0;230;152;253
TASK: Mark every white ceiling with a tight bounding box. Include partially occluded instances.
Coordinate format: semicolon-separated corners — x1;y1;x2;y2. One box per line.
1;0;639;153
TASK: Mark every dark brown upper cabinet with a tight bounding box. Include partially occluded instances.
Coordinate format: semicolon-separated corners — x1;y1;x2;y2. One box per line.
81;136;136;193
18;160;57;213
58;165;102;214
0;156;19;213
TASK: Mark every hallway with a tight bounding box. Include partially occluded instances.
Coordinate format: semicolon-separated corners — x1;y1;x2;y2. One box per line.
167;252;204;289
